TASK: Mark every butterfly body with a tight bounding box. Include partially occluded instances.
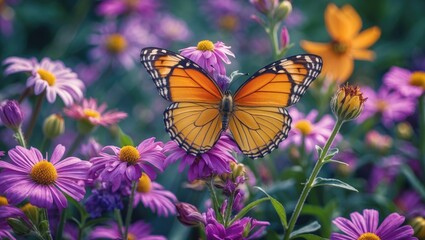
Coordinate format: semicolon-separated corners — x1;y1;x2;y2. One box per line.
141;47;323;159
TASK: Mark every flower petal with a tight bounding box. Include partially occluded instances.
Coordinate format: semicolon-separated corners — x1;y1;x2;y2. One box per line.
325;3;355;42
352;26;381;49
351;49;376;61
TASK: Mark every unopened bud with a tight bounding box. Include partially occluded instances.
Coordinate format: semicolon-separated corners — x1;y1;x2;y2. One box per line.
7;218;31;235
331;85;367;121
21;203;39;225
231;162;245;180
250;0;278;15
274;1;292;21
396;122;413;140
175;202;205;226
0;100;23;130
411;216;425;240
43;114;64;139
280;26;290;49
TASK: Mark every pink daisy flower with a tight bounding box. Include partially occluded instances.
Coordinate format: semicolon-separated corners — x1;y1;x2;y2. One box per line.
357;86;416;127
164;135;238;182
331;209;416;240
90;220;165;240
96;0;159;18
89;19;158;70
133;173;177;217
279;108;337;153
180;40;235;76
2;57;85;106
0;145;91;209
156;14;191;44
383;66;425;97
64;98;127;127
89;138;165;192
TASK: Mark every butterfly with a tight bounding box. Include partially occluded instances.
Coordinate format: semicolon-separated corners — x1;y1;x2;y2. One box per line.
140;47;322;159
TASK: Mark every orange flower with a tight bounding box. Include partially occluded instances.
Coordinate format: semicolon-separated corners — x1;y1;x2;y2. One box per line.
301;4;381;82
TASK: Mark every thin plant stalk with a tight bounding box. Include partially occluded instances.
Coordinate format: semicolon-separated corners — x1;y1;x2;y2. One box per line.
123;181;137;240
114;208;124;238
25;92;45;141
66;133;85;157
206;179;223;223
283;119;344;240
15;127;27;148
56;208;67;240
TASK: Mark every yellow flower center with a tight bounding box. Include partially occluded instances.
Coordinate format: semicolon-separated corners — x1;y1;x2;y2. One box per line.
294;119;313;135
137;173;152;193
106;33;128;54
119;146;140;165
376;100;388;112
127;233;136;240
0;196;8;206
218;14;238;32
30;160;58;185
357;232;380;240
332;41;349;54
196;40;215;51
37;69;56;86
83;109;101;119
125;0;139;9
409;71;425;88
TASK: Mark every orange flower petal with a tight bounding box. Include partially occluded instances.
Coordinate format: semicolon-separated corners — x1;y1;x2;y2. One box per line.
321;52;354;83
351;49;376;61
300;40;331;55
352;26;381;49
325;3;356;42
341;5;362;36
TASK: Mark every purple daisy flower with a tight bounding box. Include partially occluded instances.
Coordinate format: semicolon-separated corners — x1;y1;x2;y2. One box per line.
357;86;416;127
0;205;31;240
2;57;85;106
383;66;425;98
180;40;235;76
0;0;17;36
156;14;191;44
368;155;403;192
89;19;158;70
395;190;425;218
89;138;165;192
89;220;165;240
164;135;238;182
331;209;417;240
96;0;159;18
202;0;251;33
0;145;90;209
279;108;338;153
203;208;269;239
85;187;123;218
80;137;103;159
133;173;177;217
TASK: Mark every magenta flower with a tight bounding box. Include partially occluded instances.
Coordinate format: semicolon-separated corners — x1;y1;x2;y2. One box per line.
156;14;191;44
89;138;165;192
90;220;165;240
383;66;424;97
0;99;23;130
96;0;159;18
0;0;16;36
89;19;158;70
279;108;337;153
133;173;177;217
64;98;127;127
203;208;269;239
2;57;85;106
80;137;103;159
331;209;416;240
395;190;425;217
202;0;250;32
0;205;31;240
357;86;416;127
164;135;238;182
180;40;235;76
0;145;91;209
368;155;403;192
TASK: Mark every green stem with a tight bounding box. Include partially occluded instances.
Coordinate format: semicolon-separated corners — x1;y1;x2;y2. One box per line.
114;208;124;238
283;119;344;240
15;127;27;148
266;21;280;60
25;92;45;141
40;138;51;153
42;209;53;240
56;208;67;240
224;191;235;227
124;181;137;240
419;94;425;181
18;87;31;103
206;179;223;223
65;133;85;157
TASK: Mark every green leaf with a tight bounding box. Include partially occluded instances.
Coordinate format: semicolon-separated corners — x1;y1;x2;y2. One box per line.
255;187;288;229
324;148;339;161
229;197;269;225
312;177;358;192
290;221;321;239
401;165;425;199
84;218;110;229
118;127;134;147
315;145;323;157
324;159;348;166
293;233;328;240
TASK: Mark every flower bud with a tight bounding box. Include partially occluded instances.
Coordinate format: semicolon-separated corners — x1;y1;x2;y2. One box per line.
331;85;367;121
175;202;205;226
396;122;413;140
274;0;292;21
280;26;290;49
43;114;65;139
7;218;31;235
0;100;23;130
250;0;278;15
411;216;425;240
21;203;39;225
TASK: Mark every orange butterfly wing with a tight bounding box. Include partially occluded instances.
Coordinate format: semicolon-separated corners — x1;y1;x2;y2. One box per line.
229;54;323;158
140;48;224;155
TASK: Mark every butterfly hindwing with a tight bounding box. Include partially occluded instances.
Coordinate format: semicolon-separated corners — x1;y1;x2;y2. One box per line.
140;47;223;103
233;54;322;107
229;106;292;159
164;102;223;155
